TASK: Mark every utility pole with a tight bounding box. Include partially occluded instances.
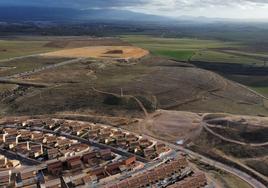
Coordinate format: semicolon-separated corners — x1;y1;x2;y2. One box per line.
121;88;123;97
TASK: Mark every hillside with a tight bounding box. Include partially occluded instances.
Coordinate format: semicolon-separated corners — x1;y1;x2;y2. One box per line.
2;54;267;117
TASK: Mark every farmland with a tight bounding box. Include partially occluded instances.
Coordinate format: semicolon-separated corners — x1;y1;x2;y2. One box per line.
0;40;57;60
42;46;149;59
0;36;267;188
122;35;268;98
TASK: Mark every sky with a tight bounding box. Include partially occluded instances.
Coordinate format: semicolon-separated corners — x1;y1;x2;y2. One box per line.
1;0;268;19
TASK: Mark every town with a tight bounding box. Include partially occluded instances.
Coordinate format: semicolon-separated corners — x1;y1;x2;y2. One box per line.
0;117;207;188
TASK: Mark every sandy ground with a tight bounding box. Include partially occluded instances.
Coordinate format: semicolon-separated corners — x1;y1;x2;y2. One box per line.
41;46;149;60
127;110;203;143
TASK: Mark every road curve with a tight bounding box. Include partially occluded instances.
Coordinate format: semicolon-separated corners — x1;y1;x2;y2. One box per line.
139;133;267;188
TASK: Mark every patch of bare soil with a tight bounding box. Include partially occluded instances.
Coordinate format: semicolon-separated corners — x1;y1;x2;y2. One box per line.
126;110;202;143
42;46;149;60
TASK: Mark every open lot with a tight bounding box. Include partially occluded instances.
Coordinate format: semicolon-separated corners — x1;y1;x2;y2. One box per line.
126;110;202;143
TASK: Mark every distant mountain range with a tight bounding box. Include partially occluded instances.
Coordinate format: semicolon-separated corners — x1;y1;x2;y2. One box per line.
1;6;267;25
0;6;176;23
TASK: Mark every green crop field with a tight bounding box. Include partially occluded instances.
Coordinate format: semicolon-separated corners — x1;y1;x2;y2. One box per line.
191;50;263;65
252;87;268;97
121;35;243;61
151;50;194;61
122;35;268;99
0;40;57;60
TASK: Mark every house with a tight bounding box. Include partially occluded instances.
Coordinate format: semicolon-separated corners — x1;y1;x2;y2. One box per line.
105;161;123;175
125;134;138;143
4;135;20;149
66;156;82;170
47;161;63;176
29;143;43;158
55;137;76;148
0;155;7;168
0;133;7;144
16;142;30;157
41;178;61;188
31;131;44;143
47;148;60;160
143;148;157;160
128;140;140;153
17;167;37;187
139;138;152;149
122;156;136;166
63;173;93;187
99;149;112;161
19;130;32;141
43;134;57;145
4;128;18;136
154;143;167;154
82;151;98;164
0;170;12;187
68;143;90;155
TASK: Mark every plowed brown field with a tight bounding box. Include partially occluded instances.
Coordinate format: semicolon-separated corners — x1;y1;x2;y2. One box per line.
42;46;149;59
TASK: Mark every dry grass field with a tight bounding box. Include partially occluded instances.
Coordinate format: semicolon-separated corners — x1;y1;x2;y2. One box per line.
42;46;149;59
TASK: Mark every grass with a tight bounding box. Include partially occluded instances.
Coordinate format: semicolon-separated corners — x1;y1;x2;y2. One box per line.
191;50;263;65
151;50;194;61
121;35;242;61
0;56;71;77
0;40;57;60
252;87;268;97
0;84;18;92
212;171;253;188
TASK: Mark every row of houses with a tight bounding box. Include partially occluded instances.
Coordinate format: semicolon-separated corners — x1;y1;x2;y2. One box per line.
24;118;170;160
105;157;201;188
0;128;95;161
0;148;137;188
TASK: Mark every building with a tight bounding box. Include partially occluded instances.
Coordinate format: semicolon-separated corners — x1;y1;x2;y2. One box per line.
0;170;12;187
17;167;37;187
66;156;82;170
47;161;63;176
47;148;60;160
0;155;7;168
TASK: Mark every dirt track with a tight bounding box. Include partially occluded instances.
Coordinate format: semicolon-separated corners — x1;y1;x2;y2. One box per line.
42;46;149;60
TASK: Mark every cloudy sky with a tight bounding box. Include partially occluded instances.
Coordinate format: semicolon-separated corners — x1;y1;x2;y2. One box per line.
1;0;268;19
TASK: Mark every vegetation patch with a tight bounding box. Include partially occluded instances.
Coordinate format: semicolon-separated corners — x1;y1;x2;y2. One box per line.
152;50;194;61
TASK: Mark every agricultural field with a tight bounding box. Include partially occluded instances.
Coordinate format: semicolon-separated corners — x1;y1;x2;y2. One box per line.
122;35;268;99
0;84;18;93
121;35;243;61
0;40;57;60
42;46;149;59
0;56;72;77
191;50;264;65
